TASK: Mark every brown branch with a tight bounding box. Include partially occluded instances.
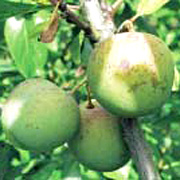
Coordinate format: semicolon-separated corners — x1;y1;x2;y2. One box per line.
81;0;115;42
51;0;115;42
122;118;161;180
58;2;97;42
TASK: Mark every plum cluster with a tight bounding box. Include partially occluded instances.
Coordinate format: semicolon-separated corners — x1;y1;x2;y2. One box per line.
1;32;174;172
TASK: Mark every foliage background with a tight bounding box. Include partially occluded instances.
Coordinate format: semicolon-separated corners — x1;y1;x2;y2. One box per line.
0;0;180;179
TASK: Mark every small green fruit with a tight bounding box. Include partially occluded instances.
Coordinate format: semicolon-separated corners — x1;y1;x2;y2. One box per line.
88;32;174;117
2;78;80;152
68;101;130;172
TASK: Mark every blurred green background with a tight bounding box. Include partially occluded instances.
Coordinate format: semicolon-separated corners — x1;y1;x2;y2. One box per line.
0;0;180;179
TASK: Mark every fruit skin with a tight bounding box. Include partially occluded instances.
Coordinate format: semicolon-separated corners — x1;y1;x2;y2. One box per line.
2;78;80;152
88;32;174;117
68;101;130;172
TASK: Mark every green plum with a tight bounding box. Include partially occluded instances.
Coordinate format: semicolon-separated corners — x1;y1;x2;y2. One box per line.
2;78;80;152
88;32;174;117
68;101;130;172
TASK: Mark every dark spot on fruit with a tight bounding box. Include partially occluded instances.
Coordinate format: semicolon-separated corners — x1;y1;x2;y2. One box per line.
119;59;130;71
79;134;83;140
129;81;147;92
35;126;40;129
85;128;90;135
160;85;167;92
159;81;167;92
25;122;39;129
151;73;158;87
160;51;163;55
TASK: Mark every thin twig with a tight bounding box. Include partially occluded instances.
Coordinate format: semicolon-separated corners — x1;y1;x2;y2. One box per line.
130;14;140;23
86;84;94;109
50;0;80;11
70;77;87;95
111;0;123;16
59;2;97;42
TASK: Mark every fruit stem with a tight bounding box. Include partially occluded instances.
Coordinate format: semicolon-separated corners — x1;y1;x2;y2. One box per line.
117;19;135;33
86;84;94;109
121;118;161;180
130;14;140;23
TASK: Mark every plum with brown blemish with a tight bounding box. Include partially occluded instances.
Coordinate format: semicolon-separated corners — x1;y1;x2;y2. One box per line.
88;32;174;117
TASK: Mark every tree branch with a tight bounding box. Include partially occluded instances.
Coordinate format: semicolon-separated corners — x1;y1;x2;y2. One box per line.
51;0;116;42
80;0;115;42
58;2;97;42
122;118;161;180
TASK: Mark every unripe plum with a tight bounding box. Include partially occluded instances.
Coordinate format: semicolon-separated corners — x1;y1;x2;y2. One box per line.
68;101;130;172
88;32;174;117
2;78;80;152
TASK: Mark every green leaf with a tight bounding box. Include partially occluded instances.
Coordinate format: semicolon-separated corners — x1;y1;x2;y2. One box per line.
0;142;20;180
172;67;180;92
81;169;102;180
62;161;81;180
69;34;81;65
23;160;60;180
137;0;169;16
4;16;48;78
103;161;131;180
0;0;49;21
0;63;17;73
81;38;93;66
61;150;81;180
26;10;51;39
